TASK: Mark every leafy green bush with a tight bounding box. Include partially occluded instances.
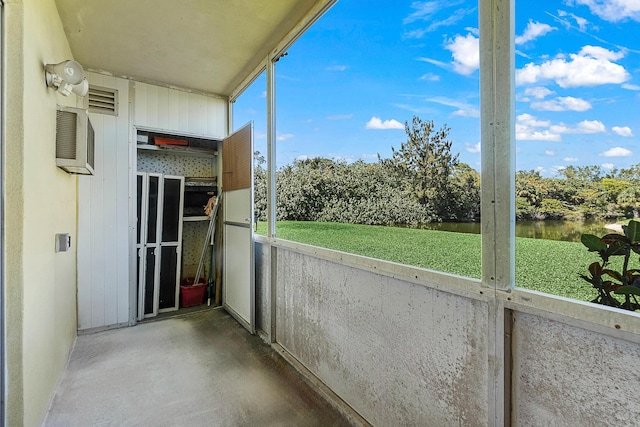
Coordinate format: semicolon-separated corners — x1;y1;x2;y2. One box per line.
581;220;640;311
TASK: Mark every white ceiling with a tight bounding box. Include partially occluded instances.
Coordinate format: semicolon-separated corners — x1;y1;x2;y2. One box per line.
55;0;326;97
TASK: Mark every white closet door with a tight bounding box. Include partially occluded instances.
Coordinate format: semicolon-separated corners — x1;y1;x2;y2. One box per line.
222;123;254;333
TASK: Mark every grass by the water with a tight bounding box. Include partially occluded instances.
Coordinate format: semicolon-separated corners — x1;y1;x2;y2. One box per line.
256;221;623;303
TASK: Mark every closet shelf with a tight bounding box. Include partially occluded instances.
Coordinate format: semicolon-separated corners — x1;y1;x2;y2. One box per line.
137;144;218;158
183;216;210;222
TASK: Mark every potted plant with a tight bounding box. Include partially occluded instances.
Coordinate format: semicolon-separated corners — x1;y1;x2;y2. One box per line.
580;219;640;311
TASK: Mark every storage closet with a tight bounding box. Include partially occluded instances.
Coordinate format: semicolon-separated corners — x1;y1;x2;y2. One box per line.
135;129;219;320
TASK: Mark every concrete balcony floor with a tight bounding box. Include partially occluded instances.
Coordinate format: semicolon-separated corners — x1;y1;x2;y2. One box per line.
44;308;353;426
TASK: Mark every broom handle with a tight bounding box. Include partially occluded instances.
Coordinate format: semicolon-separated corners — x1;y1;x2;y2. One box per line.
194;195;220;285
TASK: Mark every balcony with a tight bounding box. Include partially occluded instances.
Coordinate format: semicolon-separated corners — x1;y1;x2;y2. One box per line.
44;308;358;426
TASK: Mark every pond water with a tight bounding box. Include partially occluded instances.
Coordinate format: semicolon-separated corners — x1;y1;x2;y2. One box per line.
417;219;619;243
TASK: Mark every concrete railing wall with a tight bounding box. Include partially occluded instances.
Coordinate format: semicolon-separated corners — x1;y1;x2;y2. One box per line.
255;238;640;426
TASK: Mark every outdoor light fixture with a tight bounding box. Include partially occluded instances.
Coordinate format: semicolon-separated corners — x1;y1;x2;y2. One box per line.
45;60;89;97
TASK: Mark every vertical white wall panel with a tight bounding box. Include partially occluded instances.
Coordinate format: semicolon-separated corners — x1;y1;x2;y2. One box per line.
168;88;181;131
134;82;226;137
115;96;130;322
89;110;105;327
178;90;190;132
78;72;131;330
157;87;169;129
77;172;92;328
145;85;159;129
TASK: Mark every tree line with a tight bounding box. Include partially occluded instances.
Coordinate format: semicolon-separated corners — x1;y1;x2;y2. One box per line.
254;116;640;225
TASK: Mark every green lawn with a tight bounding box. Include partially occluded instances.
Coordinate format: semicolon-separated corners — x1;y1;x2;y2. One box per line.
256;221;622;303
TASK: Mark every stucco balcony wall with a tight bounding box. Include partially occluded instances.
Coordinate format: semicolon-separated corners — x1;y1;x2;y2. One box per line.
255;238;640;426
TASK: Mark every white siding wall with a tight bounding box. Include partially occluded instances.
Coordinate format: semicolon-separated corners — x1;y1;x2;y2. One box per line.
134;82;226;138
78;77;228;331
78;73;131;330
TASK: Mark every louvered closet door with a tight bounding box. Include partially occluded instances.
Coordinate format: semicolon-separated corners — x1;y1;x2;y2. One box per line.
137;173;184;318
143;173;162;318
158;175;184;312
136;173;147;321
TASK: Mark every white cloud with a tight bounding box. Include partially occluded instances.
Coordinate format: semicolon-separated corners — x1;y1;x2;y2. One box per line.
573;0;640;22
403;2;474;37
580;45;625;61
392;103;434;114
564;157;579;161
573;15;589;30
452;108;480;118
277;134;294;141
516;45;630;87
326;65;348;71
517;116;608;141
465;26;480;36
403;1;443;24
516;113;559;141
524;86;554;99
365;116;404;130
420;73;440;81
296;155;309;161
557;9;591;31
545;150;556;156
466;142;481;153
424;9;474;34
612;126;633;137
516;20;557;45
326;114;353;120
530;96;592;111
602;147;632;157
602;163;615;169
516;114;604;141
425;97;479;117
517;113;551;128
444;33;479;75
550;120;606;134
361;153;379;160
622;83;640;90
417;57;449;69
516;129;561;141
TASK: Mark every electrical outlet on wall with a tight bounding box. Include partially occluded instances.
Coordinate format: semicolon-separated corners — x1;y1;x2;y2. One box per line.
55;233;71;252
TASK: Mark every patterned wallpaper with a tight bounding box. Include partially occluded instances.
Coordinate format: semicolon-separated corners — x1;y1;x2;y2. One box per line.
137;150;216;177
182;220;216;280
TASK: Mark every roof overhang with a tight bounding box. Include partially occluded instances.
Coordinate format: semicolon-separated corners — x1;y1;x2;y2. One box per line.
55;0;335;97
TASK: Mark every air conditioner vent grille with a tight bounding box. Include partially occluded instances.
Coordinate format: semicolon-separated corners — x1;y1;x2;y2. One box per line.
55;105;95;175
56;110;78;159
88;85;118;116
87;121;95;169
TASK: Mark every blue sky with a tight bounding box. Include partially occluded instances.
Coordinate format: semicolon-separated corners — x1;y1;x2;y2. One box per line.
234;0;640;177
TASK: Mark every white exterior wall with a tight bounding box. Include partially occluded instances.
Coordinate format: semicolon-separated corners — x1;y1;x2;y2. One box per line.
77;72;131;330
77;79;227;331
4;0;81;424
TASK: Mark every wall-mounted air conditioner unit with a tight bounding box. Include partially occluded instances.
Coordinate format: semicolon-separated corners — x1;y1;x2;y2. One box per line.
55;105;95;175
